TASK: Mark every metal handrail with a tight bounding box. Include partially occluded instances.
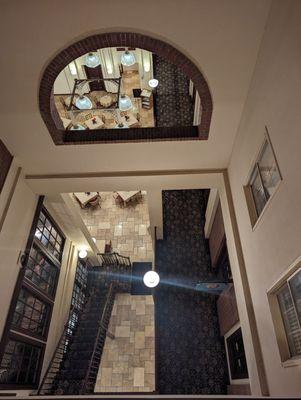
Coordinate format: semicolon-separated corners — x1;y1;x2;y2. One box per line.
79;283;115;394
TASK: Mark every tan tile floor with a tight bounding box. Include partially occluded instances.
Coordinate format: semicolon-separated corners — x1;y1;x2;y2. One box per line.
94;294;155;392
79;191;154;263
76;191;155;392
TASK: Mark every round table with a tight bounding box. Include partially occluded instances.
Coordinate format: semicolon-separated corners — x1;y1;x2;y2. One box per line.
99;95;113;108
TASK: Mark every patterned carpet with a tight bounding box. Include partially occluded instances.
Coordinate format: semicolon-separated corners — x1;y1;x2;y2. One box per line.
155;190;229;394
153;55;194;127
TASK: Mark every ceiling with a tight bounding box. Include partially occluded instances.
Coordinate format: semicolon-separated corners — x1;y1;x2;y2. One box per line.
0;0;271;175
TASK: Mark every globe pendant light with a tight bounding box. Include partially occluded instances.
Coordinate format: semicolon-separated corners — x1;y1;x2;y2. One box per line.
143;271;160;288
148;79;159;88
75;95;93;110
119;94;133;111
121;50;136;67
70;123;86;131
85;52;101;68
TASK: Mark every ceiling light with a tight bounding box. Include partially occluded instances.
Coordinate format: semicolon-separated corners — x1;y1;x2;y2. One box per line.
121;50;136;66
75;95;92;110
143;271;160;288
148;79;159;88
144;62;150;72
69;61;77;76
85;52;101;68
92;237;96;243
70;123;86;130
78;249;88;259
119;94;133;111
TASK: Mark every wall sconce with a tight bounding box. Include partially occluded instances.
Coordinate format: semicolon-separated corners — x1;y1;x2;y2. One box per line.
78;249;88;259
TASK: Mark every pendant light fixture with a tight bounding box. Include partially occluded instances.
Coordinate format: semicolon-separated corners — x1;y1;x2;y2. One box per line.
148;79;159;89
75;95;93;110
121;50;136;67
85;52;101;68
119;94;133;111
70;123;86;131
143;271;160;288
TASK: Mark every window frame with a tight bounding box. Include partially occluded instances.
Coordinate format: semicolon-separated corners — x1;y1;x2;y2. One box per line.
0;199;66;389
244;127;282;228
267;256;301;366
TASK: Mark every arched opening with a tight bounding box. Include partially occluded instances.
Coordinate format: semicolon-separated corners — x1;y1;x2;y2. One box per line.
39;32;212;145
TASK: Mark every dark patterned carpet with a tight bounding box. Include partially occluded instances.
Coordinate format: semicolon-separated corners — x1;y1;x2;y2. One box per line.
153;54;194;127
155;190;228;394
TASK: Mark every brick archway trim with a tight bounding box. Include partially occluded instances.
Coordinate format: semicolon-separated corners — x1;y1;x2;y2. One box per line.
39;32;212;145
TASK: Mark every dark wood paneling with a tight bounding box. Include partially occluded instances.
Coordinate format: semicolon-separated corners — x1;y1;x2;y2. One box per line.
0;140;13;194
217;284;239;336
209;201;226;269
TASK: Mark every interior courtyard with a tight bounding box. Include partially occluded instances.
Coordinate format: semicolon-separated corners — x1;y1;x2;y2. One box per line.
0;0;301;399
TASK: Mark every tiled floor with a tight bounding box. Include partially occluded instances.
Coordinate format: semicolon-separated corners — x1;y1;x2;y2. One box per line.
78;191;154;263
94;294;155;392
75;191;155;392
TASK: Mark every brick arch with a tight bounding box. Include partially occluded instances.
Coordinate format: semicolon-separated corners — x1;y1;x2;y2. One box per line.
39;32;212;145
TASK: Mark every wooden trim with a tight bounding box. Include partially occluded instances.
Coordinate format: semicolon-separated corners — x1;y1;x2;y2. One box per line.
222;170;269;396
0;167;21;233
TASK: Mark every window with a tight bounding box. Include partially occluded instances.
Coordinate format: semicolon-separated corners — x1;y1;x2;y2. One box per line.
276;269;301;358
0;339;42;386
0;201;65;389
25;246;58;296
226;328;249;380
268;261;301;364
244;129;281;226
71;259;88;312
12;289;50;338
34;209;64;261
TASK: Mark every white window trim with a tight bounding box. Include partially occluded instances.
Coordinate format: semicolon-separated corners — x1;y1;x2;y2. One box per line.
267;255;301;366
244;126;282;230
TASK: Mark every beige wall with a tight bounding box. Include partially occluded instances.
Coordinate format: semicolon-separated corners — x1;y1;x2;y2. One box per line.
228;0;301;395
0;169;38;338
0;0;271;174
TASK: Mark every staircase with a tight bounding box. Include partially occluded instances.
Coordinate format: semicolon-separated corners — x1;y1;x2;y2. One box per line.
38;254;132;395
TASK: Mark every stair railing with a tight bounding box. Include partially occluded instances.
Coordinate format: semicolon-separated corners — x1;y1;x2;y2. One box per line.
97;252;132;292
80;283;115;394
37;290;89;395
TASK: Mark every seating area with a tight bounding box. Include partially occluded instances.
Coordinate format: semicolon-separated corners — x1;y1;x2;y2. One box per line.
54;69;155;131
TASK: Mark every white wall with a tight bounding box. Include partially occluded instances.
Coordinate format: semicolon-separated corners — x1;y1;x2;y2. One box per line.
228;0;301;395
